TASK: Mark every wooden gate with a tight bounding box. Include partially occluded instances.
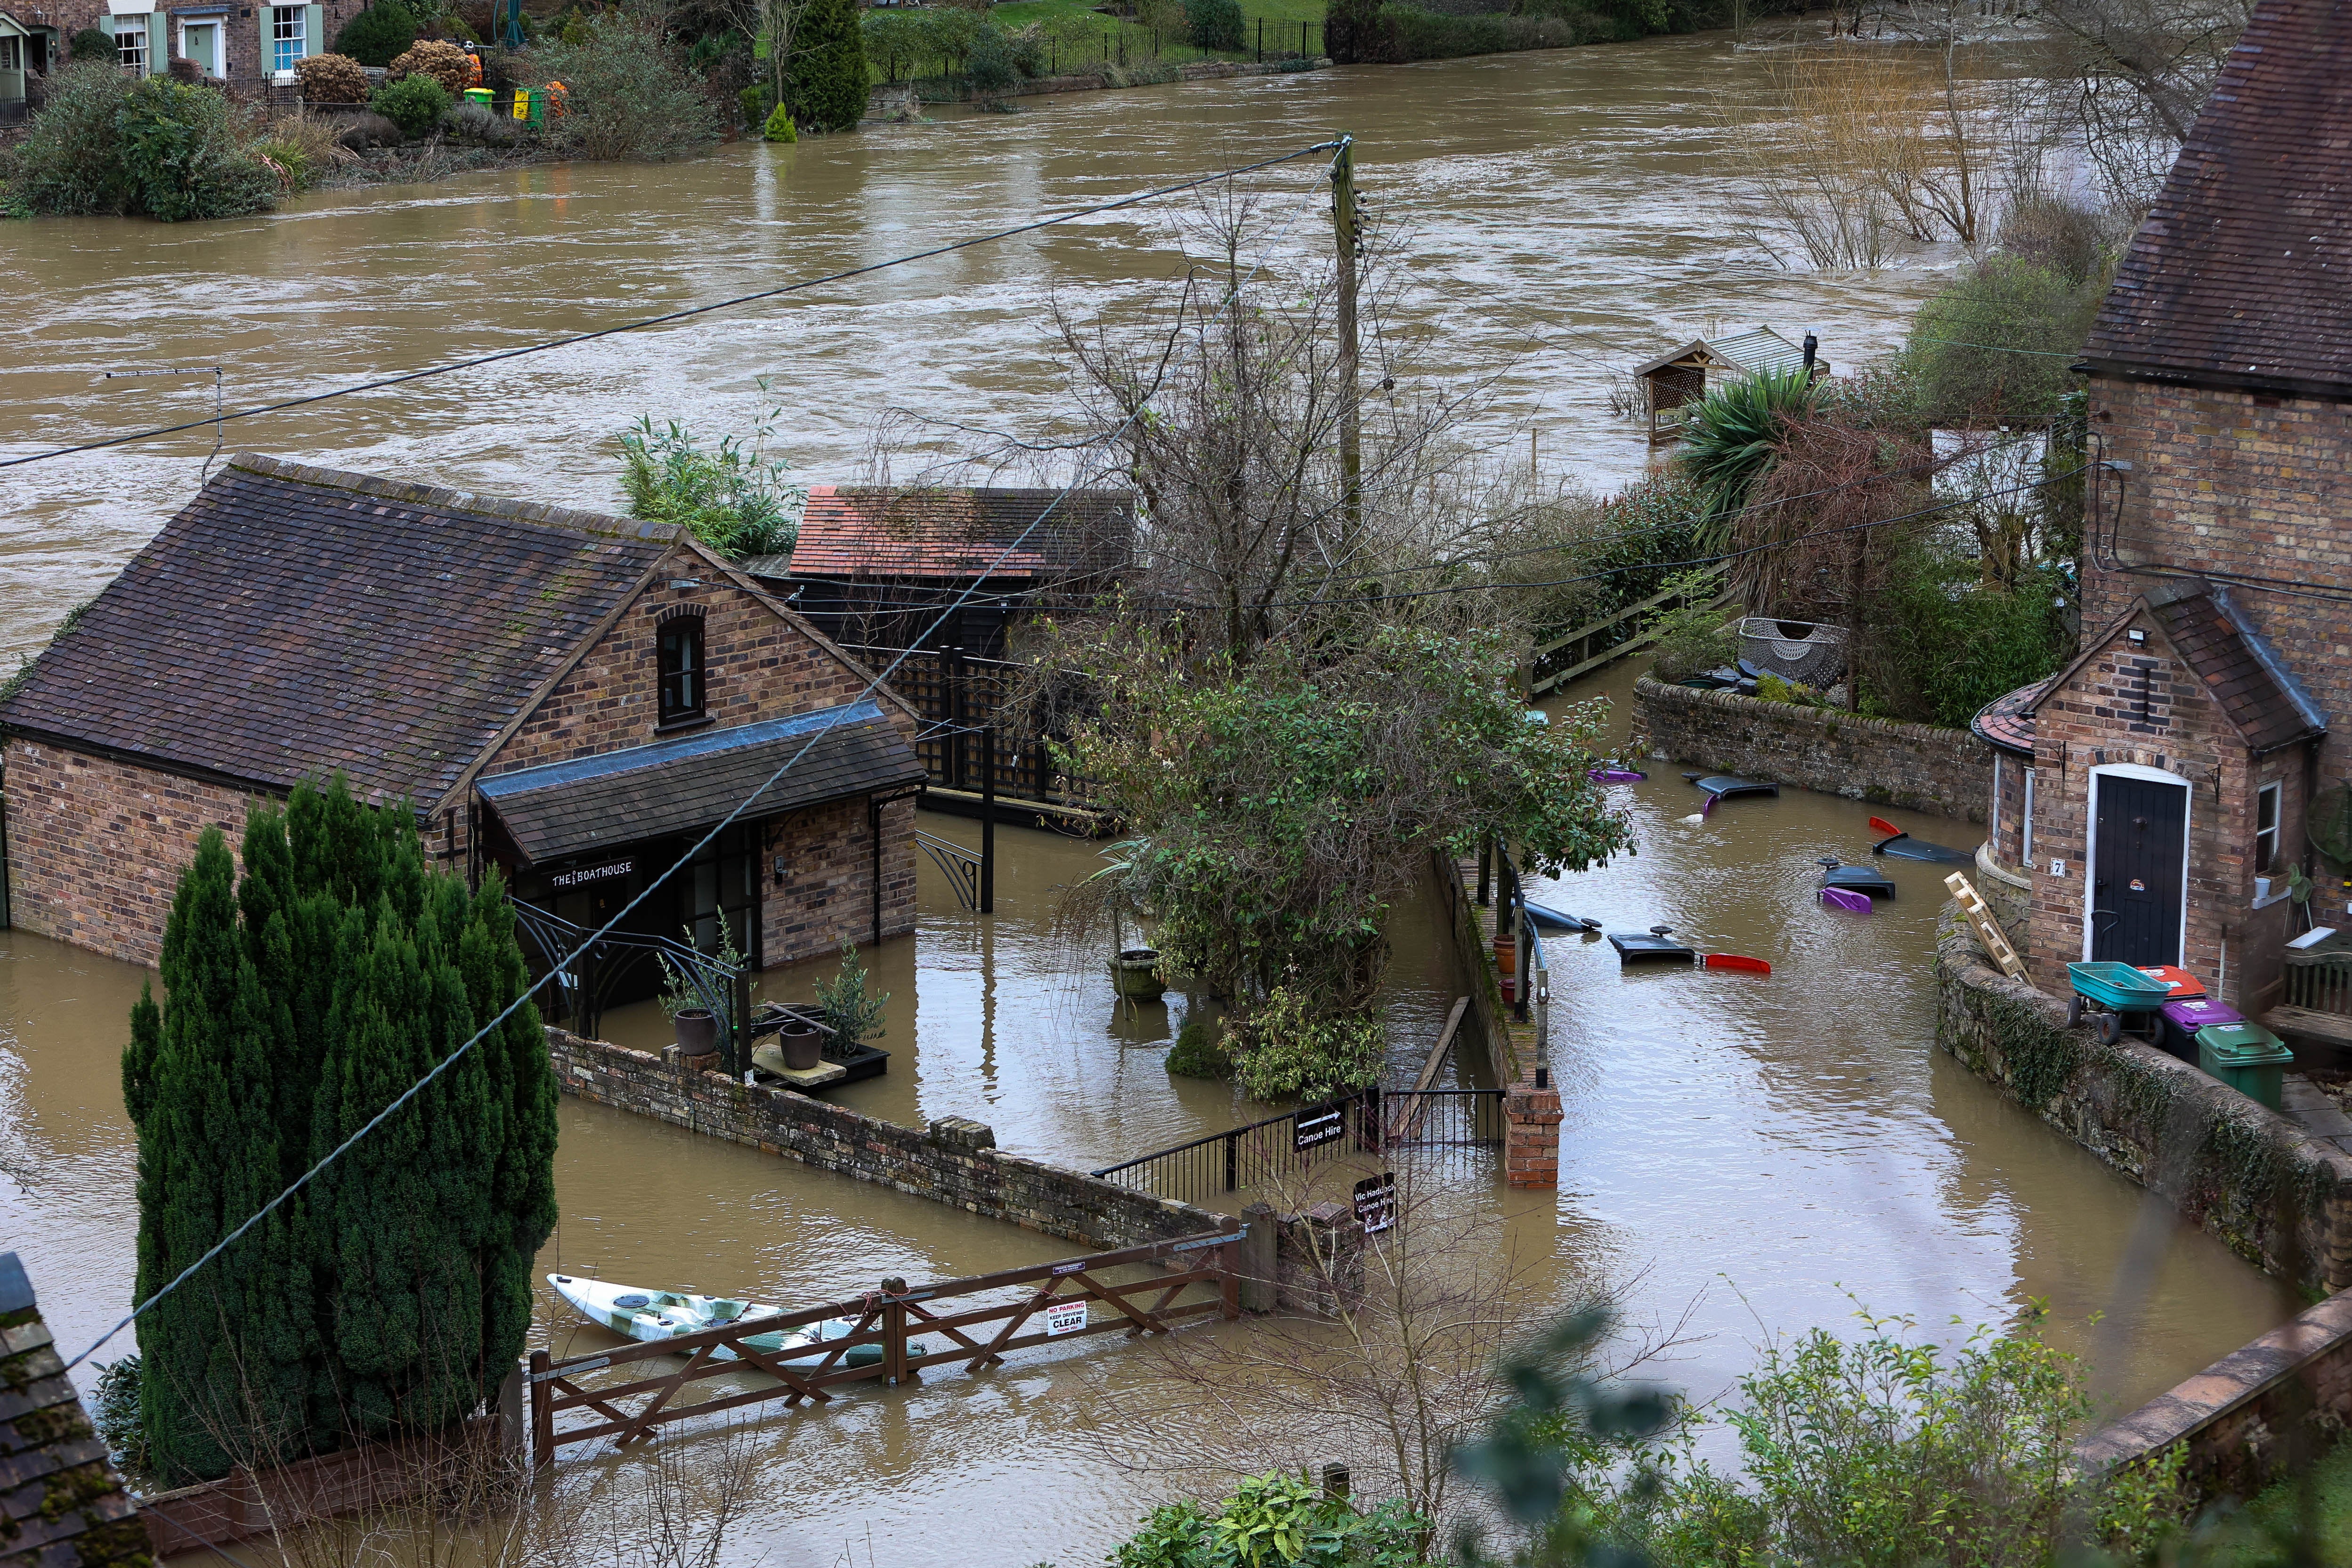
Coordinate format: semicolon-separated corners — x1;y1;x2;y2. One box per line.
527;1224;1241;1464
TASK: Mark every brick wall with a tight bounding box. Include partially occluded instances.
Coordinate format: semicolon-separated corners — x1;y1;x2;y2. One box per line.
2022;610;2301;1006
545;1027;1222;1252
1;739;264;967
2079;1292;2352;1507
32;0;368;81
2084;376;2352;786
1632;677;1991;821
760;795;916;966
1936;907;2352;1294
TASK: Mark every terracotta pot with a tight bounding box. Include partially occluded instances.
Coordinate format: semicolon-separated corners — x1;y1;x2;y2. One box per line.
1493;934;1517;1003
777;1020;824;1072
673;1007;719;1057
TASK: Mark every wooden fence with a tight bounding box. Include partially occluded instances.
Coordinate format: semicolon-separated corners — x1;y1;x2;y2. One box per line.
1527;566;1730;696
528;1225;1240;1464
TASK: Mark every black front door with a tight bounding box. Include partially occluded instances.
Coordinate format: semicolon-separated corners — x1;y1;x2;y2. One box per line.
2091;775;2188;966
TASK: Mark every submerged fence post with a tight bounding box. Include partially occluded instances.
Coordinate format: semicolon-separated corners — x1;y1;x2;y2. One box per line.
1224;1128;1239;1193
528;1349;553;1468
1240;1201;1277;1313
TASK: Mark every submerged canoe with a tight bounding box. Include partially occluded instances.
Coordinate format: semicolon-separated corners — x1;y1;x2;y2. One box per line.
1683;772;1780;801
1867;816;1975;865
547;1274;888;1367
1608;929;1697;965
1821;886;1873;914
1589;766;1647;783
1524;900;1602;934
1818;858;1897;900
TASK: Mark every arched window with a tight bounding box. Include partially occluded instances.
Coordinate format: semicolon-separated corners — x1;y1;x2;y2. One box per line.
658;614;706;725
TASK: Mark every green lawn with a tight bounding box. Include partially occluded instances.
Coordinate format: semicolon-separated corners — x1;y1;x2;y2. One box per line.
2196;1440;2352;1564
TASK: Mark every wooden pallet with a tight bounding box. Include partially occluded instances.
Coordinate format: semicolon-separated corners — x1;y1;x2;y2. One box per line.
1945;872;2027;981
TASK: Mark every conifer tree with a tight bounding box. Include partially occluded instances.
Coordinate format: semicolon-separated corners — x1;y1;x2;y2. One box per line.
787;0;869;135
124;777;560;1479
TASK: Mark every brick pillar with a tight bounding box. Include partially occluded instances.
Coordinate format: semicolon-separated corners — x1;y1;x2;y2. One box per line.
1503;1076;1562;1190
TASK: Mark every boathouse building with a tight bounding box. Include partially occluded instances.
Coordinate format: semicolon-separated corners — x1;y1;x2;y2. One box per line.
1972;0;2351;1033
0;455;925;973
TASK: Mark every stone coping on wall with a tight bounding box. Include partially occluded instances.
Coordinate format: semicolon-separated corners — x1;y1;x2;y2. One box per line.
2078;1291;2352;1503
1934;908;2352;1292
1632;675;1989;821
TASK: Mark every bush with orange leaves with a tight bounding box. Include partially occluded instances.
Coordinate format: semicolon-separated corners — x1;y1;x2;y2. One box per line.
292;52;369;103
387;38;471;93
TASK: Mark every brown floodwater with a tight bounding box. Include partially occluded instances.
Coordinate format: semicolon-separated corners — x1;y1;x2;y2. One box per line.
0;28;2293;1567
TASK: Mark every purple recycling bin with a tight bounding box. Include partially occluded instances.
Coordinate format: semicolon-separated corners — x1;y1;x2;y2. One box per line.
2160;997;2244;1063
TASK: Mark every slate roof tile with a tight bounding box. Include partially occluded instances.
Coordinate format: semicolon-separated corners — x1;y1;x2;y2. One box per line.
0;455;674;804
2083;0;2352;394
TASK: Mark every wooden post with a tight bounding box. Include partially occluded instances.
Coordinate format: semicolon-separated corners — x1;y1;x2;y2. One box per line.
1330;136;1361;548
499;1360;525;1460
528;1349;552;1469
1240;1201;1276;1313
1218;1225;1241;1320
981;725;996;914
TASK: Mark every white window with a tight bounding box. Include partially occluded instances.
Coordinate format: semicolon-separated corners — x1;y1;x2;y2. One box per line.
2256;781;2282;874
2022;768;2036;866
115;16;149;70
271;5;304;72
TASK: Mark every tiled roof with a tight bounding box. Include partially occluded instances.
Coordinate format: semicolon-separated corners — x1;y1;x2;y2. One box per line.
2148;592;2327;752
1970;677;2049;756
478;699;921;864
0;455;675;804
2081;0;2352;395
787;485;1135;583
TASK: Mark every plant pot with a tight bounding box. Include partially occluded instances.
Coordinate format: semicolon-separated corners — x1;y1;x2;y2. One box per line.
1109;947;1166;1001
777;1021;824;1072
673;1007;719;1057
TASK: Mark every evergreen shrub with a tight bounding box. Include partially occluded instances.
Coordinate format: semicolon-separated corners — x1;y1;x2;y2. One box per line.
535;12;722;159
70;26;116;59
333;0;418;66
786;0;870;130
3;60;136;215
115;76;280;220
123;777;559;1484
1164;1017;1232;1080
762;101;797;141
965;23;1014;93
1902;255;2101;426
369;72;451;137
1186;0;1245;51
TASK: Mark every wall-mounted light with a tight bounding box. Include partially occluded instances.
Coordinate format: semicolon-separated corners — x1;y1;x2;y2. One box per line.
2126;627;2148;646
773;855;789;886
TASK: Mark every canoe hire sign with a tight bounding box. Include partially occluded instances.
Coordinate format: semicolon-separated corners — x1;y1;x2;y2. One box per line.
1293;1101;1347;1152
1353;1172;1396;1235
551;857;635;889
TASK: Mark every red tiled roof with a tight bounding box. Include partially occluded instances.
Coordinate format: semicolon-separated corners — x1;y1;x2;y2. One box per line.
2082;0;2352;395
787;485;1134;583
0;455;675;804
1971;678;2048;756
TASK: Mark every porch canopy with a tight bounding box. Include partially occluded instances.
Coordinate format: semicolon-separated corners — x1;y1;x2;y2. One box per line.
478;697;924;866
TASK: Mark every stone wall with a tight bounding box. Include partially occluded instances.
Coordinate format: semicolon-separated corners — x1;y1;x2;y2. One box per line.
1935;908;2352;1292
545;1027;1222;1252
2080;1292;2352;1507
0;739;264;967
1632;676;1990;821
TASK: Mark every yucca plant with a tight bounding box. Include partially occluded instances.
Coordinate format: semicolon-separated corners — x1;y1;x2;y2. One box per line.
1679;365;1818;554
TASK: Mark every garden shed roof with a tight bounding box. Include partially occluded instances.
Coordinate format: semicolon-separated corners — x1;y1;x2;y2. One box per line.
2081;0;2352;396
0;455;680;805
1630;327;1813;381
788;485;1136;584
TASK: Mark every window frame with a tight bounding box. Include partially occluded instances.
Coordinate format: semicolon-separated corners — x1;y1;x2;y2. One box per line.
270;4;304;73
657;613;708;728
114;16;149;71
0;36;22;72
2021;767;2036;866
2255;780;2282;875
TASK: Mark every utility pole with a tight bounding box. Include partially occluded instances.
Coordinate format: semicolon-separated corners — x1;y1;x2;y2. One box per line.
1330;135;1362;548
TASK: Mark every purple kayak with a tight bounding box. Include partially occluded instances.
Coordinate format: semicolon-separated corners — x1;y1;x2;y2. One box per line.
1821;887;1873;914
1590;767;1647;783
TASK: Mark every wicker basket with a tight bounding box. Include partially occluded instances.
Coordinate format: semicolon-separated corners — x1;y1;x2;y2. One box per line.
1736;617;1848;687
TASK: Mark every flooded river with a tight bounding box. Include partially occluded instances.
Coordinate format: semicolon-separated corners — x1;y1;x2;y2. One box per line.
0;27;2295;1568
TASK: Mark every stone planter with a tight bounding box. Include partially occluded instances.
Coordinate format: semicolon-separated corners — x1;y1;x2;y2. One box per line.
1109;948;1166;1001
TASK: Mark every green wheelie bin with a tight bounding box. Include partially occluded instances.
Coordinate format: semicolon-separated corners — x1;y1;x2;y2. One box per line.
2196;1022;2295;1112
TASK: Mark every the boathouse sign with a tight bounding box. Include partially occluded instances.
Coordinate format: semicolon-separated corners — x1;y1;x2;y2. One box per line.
551;857;635;890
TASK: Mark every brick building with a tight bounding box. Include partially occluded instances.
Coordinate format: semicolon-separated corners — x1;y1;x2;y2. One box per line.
1974;0;2350;1020
0;455;924;982
1;0;354;95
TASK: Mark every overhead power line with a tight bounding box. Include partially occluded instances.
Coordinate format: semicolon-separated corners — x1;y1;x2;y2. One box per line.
58;147;1340;1376
2;143;1341;473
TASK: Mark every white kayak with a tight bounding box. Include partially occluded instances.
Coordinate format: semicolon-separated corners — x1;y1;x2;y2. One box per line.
547;1274;889;1368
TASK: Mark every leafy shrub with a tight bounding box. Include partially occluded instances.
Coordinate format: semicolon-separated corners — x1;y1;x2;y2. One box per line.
814;943;888;1047
293;51;370;103
616;413;801;556
1003;21;1046;77
1903;255;2100;426
966;24;1015;92
89;1357;149;1481
69;26;116;60
535;12;721;160
447;99;520;144
1232;984;1385;1103
787;0;869;130
860;9;926;81
1187;0;1245;50
387;37;473;92
5;60;136;215
1644;569;1737;682
1329;1;1593;64
1164;1017;1232;1080
1863;544;2070;727
1678;364;1818;552
369;72;452;137
335;0;419;65
117;76;280;220
762;101;797;141
1113;1471;1428;1568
